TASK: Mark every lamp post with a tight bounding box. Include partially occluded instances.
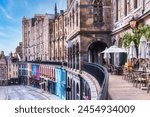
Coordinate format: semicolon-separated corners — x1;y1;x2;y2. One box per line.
129;16;137;69
129;16;137;33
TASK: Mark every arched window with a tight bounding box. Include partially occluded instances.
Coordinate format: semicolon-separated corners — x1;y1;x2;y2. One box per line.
134;0;138;9
124;0;127;16
93;0;103;24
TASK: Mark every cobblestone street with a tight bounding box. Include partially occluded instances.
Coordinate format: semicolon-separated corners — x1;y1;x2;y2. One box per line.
0;85;61;100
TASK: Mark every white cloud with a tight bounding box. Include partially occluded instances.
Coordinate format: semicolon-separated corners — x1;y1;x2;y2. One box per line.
0;5;13;19
0;32;8;38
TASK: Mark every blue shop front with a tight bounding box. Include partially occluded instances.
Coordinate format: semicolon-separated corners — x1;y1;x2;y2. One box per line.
55;66;66;100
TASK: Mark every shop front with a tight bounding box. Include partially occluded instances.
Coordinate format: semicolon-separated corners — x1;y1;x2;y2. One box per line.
30;64;40;88
40;65;56;92
48;80;56;94
47;67;56;94
55;67;66;100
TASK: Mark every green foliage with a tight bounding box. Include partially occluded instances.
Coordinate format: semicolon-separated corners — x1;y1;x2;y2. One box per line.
122;32;133;47
122;24;150;47
138;24;150;40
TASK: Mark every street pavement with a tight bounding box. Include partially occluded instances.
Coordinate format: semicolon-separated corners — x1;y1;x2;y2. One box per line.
0;85;62;100
109;74;150;100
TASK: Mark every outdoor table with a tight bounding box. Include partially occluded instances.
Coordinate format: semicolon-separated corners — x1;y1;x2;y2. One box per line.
133;69;150;73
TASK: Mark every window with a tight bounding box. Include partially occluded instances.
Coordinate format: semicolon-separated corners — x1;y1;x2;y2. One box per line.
76;3;78;27
93;0;103;23
128;0;131;13
116;0;118;21
65;17;67;26
134;0;138;9
124;0;127;16
72;9;75;28
70;13;72;27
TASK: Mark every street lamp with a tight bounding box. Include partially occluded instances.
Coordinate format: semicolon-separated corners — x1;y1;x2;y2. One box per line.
129;16;137;68
129;16;137;32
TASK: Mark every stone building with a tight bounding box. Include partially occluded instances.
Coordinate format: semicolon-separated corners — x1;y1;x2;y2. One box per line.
21;0;150;100
0;51;8;86
22;14;55;62
22;0;112;67
110;0;150;65
66;0;112;70
22;0;112;100
49;0;112;69
7;52;19;85
49;4;67;63
15;42;23;60
112;0;150;45
22;0;150;66
50;0;111;99
18;62;28;85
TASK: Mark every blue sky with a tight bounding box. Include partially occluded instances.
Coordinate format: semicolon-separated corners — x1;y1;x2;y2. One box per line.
0;0;66;55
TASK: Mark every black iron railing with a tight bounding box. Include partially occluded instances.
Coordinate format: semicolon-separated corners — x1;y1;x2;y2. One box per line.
82;63;109;100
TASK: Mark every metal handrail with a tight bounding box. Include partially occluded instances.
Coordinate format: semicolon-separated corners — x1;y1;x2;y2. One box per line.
82;63;109;100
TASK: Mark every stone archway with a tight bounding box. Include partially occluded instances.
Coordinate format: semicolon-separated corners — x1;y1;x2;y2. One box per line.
88;41;107;64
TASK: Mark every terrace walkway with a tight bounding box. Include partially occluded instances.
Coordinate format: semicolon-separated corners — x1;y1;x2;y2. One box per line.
109;74;150;100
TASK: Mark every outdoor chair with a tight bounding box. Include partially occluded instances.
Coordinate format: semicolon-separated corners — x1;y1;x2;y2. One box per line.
147;74;150;93
134;71;147;89
132;71;140;87
126;68;133;83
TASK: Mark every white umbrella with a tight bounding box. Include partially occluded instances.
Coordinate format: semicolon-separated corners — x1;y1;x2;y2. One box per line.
146;44;150;59
103;47;110;59
128;41;137;59
103;47;110;64
138;36;147;59
101;45;127;53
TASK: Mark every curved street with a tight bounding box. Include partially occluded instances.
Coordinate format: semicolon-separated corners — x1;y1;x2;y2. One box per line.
0;85;61;100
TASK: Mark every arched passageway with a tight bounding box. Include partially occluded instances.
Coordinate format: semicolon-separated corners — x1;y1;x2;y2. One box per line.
88;41;107;65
